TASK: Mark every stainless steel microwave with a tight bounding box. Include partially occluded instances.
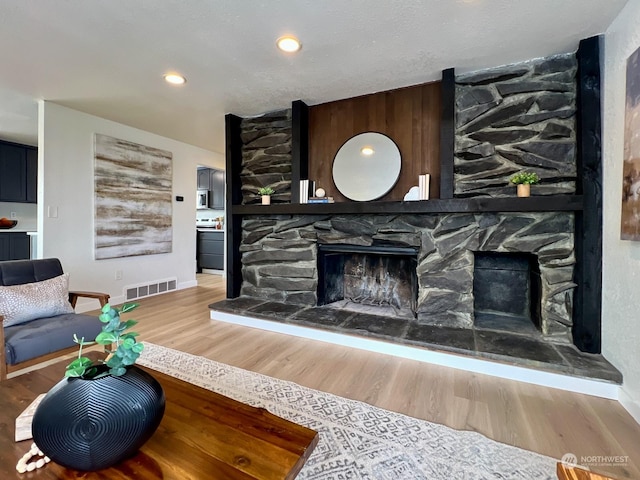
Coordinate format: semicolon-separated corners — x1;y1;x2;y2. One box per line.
197;189;209;209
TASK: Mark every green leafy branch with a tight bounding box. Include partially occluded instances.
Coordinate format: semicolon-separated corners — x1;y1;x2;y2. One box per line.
509;172;539;185
65;303;144;379
258;186;275;195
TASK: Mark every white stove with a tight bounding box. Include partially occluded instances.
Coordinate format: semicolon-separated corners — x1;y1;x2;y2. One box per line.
196;218;216;227
196;213;224;229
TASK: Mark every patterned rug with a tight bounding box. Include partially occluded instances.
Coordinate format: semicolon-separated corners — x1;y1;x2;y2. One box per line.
138;342;557;479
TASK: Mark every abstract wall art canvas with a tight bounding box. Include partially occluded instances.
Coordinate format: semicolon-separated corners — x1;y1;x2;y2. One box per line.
621;46;640;240
94;134;173;259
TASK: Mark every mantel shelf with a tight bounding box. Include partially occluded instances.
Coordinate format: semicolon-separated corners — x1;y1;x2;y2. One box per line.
232;195;584;216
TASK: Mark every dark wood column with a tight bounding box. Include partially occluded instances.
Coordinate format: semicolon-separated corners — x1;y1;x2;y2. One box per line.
225;114;243;298
291;100;309;204
440;68;455;199
574;36;603;353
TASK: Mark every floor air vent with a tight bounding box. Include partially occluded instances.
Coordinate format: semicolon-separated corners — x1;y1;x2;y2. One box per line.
125;278;177;301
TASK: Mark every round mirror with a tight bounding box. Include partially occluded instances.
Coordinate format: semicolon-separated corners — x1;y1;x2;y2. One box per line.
332;132;401;201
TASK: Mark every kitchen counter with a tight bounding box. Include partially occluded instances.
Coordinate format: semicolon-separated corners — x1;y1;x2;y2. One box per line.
0;229;37;234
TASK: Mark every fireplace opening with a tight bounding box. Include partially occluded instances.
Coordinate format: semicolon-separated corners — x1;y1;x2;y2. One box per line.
473;252;542;334
317;244;418;319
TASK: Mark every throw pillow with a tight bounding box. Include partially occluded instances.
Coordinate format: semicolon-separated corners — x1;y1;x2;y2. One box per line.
0;273;74;327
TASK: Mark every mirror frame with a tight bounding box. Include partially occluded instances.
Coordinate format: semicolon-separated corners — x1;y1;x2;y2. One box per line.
331;132;402;202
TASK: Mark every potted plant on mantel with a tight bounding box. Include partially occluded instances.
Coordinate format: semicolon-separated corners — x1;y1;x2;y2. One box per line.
509;172;539;198
30;303;165;472
259;186;275;205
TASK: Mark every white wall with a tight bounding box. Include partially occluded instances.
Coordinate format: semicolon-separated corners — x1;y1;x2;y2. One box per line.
603;1;640;423
38;102;224;310
0;202;37;232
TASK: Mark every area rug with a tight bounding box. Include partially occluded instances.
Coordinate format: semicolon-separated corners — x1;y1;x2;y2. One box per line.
138;342;558;479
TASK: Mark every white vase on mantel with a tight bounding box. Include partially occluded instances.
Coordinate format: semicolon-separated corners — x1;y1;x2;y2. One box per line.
261;195;271;205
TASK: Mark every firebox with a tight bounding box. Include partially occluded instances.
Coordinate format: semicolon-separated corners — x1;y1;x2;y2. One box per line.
472;252;542;334
317;244;419;319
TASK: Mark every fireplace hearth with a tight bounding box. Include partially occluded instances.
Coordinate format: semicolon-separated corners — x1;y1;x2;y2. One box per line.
209;295;621;385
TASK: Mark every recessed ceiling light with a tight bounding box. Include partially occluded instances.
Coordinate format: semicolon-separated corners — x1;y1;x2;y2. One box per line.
276;35;302;53
163;73;186;85
361;146;375;156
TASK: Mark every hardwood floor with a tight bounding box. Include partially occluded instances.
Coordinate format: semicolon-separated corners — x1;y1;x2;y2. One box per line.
104;274;640;479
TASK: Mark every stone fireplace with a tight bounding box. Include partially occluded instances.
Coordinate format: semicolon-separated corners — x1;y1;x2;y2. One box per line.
225;47;604;353
240;212;575;343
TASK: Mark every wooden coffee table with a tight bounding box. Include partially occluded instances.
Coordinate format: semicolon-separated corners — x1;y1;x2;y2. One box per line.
0;354;319;479
557;462;619;480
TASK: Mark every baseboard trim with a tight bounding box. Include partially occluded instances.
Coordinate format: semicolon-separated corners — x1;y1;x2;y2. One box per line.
210;310;620;400
619;387;640;425
201;269;225;277
179;280;198;289
75;280;198;313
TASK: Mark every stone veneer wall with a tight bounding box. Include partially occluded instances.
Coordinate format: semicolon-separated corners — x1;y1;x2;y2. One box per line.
240;109;292;204
240;213;575;341
455;54;577;197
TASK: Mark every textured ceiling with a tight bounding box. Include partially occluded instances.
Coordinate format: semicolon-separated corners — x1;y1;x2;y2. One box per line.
0;0;629;152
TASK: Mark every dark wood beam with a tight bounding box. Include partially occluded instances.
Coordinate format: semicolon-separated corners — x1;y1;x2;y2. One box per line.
440;68;455;199
225;113;243;298
574;36;603;353
291;100;309;204
232;195;583;215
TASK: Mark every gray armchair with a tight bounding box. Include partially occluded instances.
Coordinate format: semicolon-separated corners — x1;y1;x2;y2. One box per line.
0;258;109;380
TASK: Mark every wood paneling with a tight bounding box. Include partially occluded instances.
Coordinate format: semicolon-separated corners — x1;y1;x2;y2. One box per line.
308;82;441;202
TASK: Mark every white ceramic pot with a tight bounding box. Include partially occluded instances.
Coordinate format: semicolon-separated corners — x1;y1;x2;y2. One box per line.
261;195;271;205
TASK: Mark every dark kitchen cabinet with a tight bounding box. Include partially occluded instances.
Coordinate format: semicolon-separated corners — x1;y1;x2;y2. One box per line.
210;169;225;209
197;230;224;270
0;141;37;203
196;167;224;210
0;143;26;202
197;168;211;190
0;232;30;261
26;148;38;203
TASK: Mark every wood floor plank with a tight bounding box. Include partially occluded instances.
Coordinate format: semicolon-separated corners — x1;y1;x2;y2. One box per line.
18;273;635;479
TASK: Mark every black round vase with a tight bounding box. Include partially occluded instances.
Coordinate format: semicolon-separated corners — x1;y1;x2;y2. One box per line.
32;366;165;471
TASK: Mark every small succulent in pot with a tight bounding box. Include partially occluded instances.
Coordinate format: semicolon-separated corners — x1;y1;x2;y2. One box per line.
509;172;539;185
258;186;275;196
66;303;144;379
